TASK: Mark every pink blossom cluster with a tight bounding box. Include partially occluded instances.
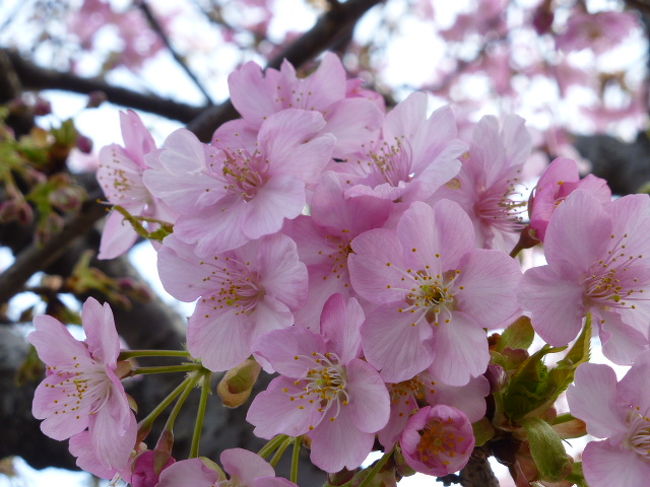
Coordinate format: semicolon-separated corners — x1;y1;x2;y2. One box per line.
30;52;650;485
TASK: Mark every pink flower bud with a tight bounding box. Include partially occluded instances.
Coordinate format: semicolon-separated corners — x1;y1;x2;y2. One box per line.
400;405;475;476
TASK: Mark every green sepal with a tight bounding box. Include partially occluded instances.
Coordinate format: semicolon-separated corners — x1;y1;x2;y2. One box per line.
495;316;535;352
501;345;565;421
522;417;571;482
112;205;173;242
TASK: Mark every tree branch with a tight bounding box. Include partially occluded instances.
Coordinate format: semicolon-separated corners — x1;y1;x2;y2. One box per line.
459;447;499;487
187;0;385;141
137;0;215;105
2;49;203;122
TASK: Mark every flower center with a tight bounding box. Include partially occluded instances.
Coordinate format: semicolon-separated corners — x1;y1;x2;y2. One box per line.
283;352;350;427
627;409;650;462
583;232;648;314
416;418;466;467
200;256;264;316
396;268;460;326
359;138;413;188
45;358;111;420
221;148;268;202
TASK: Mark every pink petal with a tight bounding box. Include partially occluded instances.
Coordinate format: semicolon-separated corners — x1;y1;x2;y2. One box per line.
254;327;326;378
544;190;611;275
157;458;219;487
243;176;306;240
308;406;375;473
34;376;90;440
228;62;282;125
28;315;89;367
346;359;390;433
348;228;409;303
519;265;584;346
455;249;521;328
320;294;364;363
361;306;434;383
566;363;627;438
582;441;650;487
69;431;118;480
119;110;155;166
188;305;253;372
324;98;383;159
220;448;274;484
428;312;490;386
89;395;136;473
247;377;322;438
82;298;120;366
98;210;139;260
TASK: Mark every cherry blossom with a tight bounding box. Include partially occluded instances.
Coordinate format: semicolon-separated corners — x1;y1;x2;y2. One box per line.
29;297;136;478
567;354;650;487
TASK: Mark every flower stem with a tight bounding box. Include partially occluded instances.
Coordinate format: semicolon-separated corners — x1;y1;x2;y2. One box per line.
258;435;288;459
356;450;392;487
138;375;193;431
290;437;302;484
132;364;201;375
269;437;293;467
189;371;212;458
162;371;201;432
119;349;189;359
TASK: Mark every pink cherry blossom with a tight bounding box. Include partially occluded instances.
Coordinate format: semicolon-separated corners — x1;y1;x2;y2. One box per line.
283;171;391;328
528;157;610;242
520;190;650;364
247;294;390;472
226;52;383;159
156;448;296;487
97;110;166;259
566;355;650;487
431;114;531;251
339;92;466;207
144;109;334;256
348;200;521;385
400;405;475;476
556;11;640;55
157;233;307;372
29;297;136;478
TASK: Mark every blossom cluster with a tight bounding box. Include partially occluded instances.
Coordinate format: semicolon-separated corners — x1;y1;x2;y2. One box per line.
29;53;650;487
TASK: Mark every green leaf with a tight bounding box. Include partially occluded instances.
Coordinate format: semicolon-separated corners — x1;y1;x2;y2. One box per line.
501;345;565;421
522;417;571;482
495;316;535;352
472;417;495;446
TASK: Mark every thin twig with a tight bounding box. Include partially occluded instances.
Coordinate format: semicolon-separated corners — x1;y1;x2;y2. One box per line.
137;0;215;105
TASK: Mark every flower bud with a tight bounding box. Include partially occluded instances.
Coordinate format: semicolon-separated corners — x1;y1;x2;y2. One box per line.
217;359;261;408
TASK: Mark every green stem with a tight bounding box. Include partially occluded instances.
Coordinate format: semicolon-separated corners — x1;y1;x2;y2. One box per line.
189;371;211;458
119;349;189;359
258;435;288;459
132;364;200;375
269;437;293;467
290;437;302;484
357;451;392;487
138;375;193;430
162;371;201;432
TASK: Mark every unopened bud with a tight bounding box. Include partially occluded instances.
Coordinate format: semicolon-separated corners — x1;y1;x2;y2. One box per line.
33;96;52;116
49;185;86;212
76;134;93;154
87;91;108;108
217;359;261;408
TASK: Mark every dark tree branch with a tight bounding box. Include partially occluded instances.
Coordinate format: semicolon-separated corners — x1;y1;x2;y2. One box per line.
459;447;499;487
137;0;215;105
2;49;203;122
187;0;385;141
